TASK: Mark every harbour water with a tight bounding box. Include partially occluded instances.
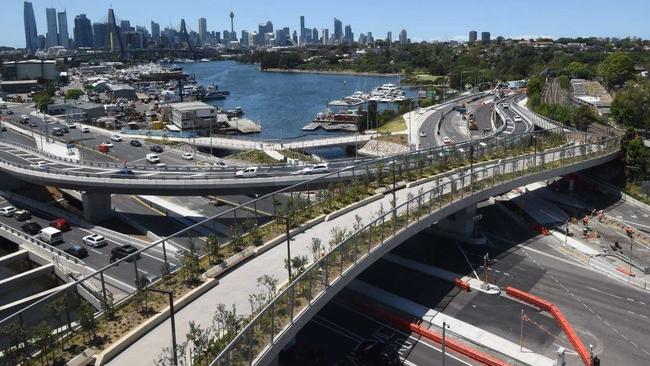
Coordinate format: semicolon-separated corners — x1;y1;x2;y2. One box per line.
181;60;404;140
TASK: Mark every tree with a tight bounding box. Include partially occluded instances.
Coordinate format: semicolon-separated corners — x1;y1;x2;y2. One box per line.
205;234;223;264
78;302;98;344
32;321;54;365
228;222;246;252
181;239;201;285
33;91;53;112
310;237;322;262
600;52;635;89
65;88;84;100
611;80;650;129
284;255;309;277
1;322;28;364
256;274;278;299
572;105;600;131
100;291;116;320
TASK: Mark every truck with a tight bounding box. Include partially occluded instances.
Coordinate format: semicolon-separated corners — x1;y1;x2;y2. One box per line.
467;113;478;130
39;227;63;244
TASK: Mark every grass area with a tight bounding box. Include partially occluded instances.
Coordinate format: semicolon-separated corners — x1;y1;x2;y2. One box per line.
377;134;408;146
228;150;278;165
414;74;444;82
279;149;319;163
377;116;406;133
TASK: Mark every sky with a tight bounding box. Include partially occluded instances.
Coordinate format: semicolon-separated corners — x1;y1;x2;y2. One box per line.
3;0;649;48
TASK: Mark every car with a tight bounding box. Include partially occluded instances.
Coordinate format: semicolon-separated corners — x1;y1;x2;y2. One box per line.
52;127;64;136
31;161;48;169
156;162;167;168
61;127;69;133
81;126;90;133
302;163;329;175
29;121;38;127
129;139;142;147
21;222;42;235
235;166;258;178
501;103;509;109
1;124;6;131
82;234;107;248
14;209;31;221
49;218;71;232
110;134;122;142
150;145;163;153
20;115;30;123
66;122;76;129
114;168;135;176
181;152;194;160
353;340;400;366
442;136;452;145
0;206;16;217
146;153;160;164
110;245;140;263
213;161;228;168
6;110;13;115
98;143;110;153
513;115;523;123
419;131;427;137
0;104;6;109
64;245;88;259
103;141;114;148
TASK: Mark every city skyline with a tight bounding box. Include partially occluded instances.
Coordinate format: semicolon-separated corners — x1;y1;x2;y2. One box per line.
3;0;650;48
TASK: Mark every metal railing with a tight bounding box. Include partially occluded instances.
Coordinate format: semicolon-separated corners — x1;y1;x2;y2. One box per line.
208;135;621;366
0;127;566;332
0;222;80;264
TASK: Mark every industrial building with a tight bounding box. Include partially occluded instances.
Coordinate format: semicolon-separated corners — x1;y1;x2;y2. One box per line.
168;101;218;135
1;60;58;81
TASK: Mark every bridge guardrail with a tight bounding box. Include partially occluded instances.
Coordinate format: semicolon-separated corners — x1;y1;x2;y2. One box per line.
0;221;80;264
0;127;567;332
207;135;621;366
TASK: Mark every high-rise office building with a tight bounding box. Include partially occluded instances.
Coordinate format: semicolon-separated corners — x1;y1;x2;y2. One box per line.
73;14;93;48
93;22;108;48
469;30;477;43
399;29;408;45
198;17;207;43
45;8;58;48
386;31;392;44
265;21;273;34
57;11;70;48
151;21;160;44
344;25;353;44
312;28;318;44
333;18;342;43
24;2;39;51
120;20;132;32
481;31;491;43
322;28;329;45
241;30;249;47
292;30;298;45
299;16;305;44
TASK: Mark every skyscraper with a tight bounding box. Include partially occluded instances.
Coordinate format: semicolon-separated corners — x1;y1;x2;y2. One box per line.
469;30;477;43
386;31;392;44
120;20;132;32
45;8;58;48
93;22;108;48
151;21;160;44
312;28;318;44
399;29;408;46
24;2;38;51
57;11;70;48
322;28;329;45
344;25;353;44
481;31;491;43
333;18;342;43
241;30;249;47
73;14;93;48
299;16;305;44
198;17;207;43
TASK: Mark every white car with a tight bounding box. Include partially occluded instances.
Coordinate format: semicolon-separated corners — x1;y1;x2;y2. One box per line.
0;206;16;217
181;152;194;160
156;162;167;168
513;116;523;123
103;141;114;148
81;126;90;133
66;122;76;129
419;131;427;137
30;161;48;169
235;166;258;178
146;153;160;164
82;234;107;248
443;136;453;145
302;163;329;175
110;134;122;142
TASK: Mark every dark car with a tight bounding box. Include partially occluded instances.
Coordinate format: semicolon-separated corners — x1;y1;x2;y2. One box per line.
64;245;88;259
21;222;42;235
6;110;13;115
14;209;31;221
353;341;400;366
130;139;142;147
1;125;6;132
110;245;140;263
61;127;69;133
150;145;163;153
112;168;135;178
49;218;71;232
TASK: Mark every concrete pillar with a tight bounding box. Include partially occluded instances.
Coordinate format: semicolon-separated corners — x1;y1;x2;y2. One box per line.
434;204;486;245
81;192;113;224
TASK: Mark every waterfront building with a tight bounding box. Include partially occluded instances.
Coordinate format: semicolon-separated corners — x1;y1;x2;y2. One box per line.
57;11;70;48
169;101;217;135
399;28;408;46
23;1;39;52
73;14;93;48
469;30;477;43
333;18;343;43
481;31;491;43
45;8;58;48
93;22;108;48
199;17;207;43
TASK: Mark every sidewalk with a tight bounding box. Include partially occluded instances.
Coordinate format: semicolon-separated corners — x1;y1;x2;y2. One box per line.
3;119;80;161
348;280;555;366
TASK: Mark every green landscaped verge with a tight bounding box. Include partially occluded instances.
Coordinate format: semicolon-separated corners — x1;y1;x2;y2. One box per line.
228;150;278;165
377;116;407;133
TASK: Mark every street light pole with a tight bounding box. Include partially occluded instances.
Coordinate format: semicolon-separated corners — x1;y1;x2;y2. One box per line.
145;288;178;366
285;216;292;280
441;321;450;366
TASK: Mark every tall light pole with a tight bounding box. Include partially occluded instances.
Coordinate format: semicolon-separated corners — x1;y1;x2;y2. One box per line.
145;288;178;366
441;321;450;366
